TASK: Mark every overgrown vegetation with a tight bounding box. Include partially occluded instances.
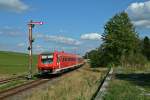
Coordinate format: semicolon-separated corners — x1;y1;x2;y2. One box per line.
142;36;150;61
24;64;108;100
85;12;150;67
103;64;150;100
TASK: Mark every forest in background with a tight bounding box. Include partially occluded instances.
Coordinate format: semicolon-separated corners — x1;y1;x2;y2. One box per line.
84;12;150;68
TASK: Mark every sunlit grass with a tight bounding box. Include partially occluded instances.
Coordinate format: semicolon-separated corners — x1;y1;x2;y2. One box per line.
0;51;37;78
103;63;150;100
25;64;108;100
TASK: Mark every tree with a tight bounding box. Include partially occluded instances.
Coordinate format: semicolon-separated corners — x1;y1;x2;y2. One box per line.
101;12;141;66
85;12;147;68
85;49;101;67
89;50;100;67
142;36;150;60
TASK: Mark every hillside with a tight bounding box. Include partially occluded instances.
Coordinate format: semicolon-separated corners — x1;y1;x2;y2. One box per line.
0;51;37;75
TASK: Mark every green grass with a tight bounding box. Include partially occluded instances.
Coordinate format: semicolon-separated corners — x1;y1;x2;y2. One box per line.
23;64;108;100
0;51;37;75
103;64;150;100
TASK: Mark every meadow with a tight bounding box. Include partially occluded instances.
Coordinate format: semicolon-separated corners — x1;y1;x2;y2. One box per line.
103;64;150;100
0;51;37;79
24;63;108;100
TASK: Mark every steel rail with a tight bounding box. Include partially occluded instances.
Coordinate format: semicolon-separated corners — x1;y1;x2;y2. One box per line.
91;68;111;100
0;76;25;84
0;79;50;100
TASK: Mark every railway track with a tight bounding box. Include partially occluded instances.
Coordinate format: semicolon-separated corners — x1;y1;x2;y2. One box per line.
0;64;84;100
0;75;25;84
0;79;50;100
91;68;112;100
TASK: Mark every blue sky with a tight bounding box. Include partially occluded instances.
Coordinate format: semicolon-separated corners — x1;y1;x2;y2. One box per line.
0;0;149;55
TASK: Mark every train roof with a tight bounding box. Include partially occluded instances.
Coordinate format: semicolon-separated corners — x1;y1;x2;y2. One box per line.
40;52;53;55
40;51;81;57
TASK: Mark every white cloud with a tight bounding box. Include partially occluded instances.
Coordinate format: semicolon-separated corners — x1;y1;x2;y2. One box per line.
35;45;42;49
33;44;46;53
0;0;29;12
35;33;44;38
45;35;81;45
61;46;79;50
126;1;150;28
0;26;23;36
35;34;81;46
17;43;25;47
81;33;101;40
17;43;45;54
133;20;150;28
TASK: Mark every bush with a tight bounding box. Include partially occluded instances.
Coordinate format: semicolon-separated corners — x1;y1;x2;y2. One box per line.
120;53;148;67
88;50;101;68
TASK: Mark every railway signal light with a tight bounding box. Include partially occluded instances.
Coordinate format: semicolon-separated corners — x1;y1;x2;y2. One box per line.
27;46;31;50
32;39;34;43
27;20;43;79
31;24;35;28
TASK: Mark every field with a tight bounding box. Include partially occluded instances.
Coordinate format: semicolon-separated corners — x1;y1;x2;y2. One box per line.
103;64;150;100
1;51;149;100
0;51;109;100
0;51;37;79
23;63;108;100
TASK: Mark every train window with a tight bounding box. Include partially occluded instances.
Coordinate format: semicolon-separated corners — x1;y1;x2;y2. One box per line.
41;55;53;64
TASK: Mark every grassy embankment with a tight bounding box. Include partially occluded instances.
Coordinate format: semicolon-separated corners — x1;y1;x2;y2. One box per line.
25;63;108;100
0;51;37;79
103;64;150;100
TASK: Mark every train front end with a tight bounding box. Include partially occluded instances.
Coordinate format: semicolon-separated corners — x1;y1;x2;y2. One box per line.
37;52;57;73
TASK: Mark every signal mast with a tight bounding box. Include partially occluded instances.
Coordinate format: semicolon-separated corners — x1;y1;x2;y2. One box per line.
27;20;43;79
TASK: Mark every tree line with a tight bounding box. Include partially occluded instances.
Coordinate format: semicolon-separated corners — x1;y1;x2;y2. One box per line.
84;12;150;67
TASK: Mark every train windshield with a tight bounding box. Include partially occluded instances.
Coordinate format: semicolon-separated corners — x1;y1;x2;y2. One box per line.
41;54;53;64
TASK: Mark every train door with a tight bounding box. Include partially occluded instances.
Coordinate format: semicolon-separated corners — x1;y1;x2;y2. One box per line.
57;55;61;69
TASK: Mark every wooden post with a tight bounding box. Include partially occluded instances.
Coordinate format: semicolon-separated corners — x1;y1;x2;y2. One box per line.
28;20;33;79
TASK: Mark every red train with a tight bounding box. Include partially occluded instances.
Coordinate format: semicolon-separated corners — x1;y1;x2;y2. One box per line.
37;51;84;74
